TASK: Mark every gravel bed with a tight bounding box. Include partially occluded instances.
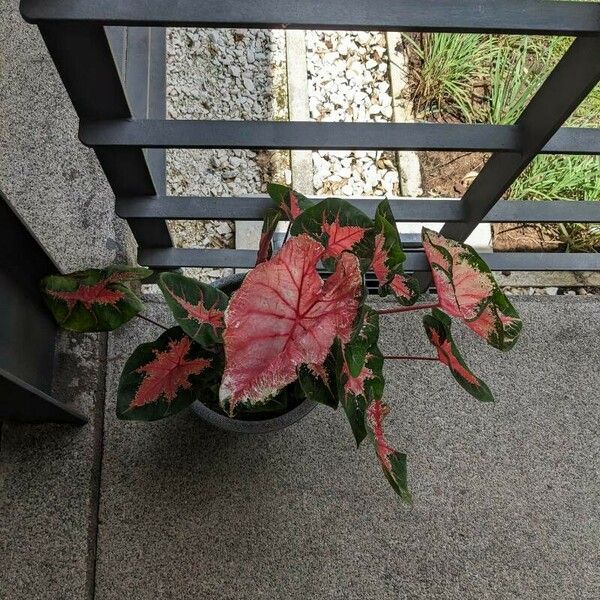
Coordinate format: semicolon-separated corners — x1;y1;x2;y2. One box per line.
306;31;400;197
166;27;288;281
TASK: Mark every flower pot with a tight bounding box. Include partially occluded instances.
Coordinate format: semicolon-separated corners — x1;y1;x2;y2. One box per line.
190;273;316;433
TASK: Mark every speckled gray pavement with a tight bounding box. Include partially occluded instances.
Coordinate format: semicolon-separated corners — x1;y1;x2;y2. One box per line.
90;296;598;600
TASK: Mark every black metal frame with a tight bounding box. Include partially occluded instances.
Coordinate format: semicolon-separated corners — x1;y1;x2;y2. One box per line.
0;190;86;424
20;1;600;280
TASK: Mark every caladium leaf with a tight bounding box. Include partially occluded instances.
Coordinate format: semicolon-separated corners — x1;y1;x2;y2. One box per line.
298;358;338;409
371;200;420;306
255;185;313;266
117;327;220;421
41;265;152;332
344;305;380;378
366;398;411;503
423;309;494;403
267;183;312;220
422;228;522;351
159;272;228;348
335;341;385;447
290;197;375;271
220;234;363;415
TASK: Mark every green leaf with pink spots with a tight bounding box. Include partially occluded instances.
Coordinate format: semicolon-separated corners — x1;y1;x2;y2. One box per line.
256;185;314;265
424;309;494;403
366;397;411;503
422;228;522;351
371;200;420;305
290;197;375;271
117;327;221;421
159;272;228;349
41;265;152;332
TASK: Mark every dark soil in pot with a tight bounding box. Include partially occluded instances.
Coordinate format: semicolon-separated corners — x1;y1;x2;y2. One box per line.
191;273;316;433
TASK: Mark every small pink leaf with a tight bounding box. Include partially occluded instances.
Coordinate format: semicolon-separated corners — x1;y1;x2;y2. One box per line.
321;214;367;260
159;272;228;348
424;309;494;402
371;201;420;305
290;197;375;271
220;234;363;413
366;398;411;502
422;228;522;350
41;266;152;332
256;207;282;266
117;327;220;421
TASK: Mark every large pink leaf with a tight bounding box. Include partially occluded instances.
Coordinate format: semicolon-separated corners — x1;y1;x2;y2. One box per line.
422;228;522;350
220;234;363;413
366;398;411;502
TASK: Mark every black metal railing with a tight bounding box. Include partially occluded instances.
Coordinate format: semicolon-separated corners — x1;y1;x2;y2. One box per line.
20;0;600;279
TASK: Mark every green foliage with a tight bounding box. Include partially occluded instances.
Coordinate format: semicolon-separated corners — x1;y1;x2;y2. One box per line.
403;33;494;122
41;266;152;332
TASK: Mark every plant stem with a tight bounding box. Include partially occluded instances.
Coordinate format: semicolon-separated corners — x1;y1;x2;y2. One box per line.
383;355;438;361
137;314;169;331
282;219;292;246
376;302;439;315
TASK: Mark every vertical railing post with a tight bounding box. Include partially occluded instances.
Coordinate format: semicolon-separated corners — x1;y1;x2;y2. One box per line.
37;22;173;247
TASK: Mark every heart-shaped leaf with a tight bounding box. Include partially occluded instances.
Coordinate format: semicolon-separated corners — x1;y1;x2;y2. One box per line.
371;200;420;305
335;341;384;447
41;265;152;332
422;228;522;350
159;272;228;348
220;234;363;414
366;398;411;503
267;183;312;220
424;309;494;402
256;185;313;266
290;197;375;271
117;327;220;421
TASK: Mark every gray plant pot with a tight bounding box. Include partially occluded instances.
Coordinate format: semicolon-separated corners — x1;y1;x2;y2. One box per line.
190;273;316;433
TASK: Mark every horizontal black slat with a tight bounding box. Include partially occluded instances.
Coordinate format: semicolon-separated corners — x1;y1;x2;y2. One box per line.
138;248;600;271
116;197;600;223
79;120;600;155
21;0;600;36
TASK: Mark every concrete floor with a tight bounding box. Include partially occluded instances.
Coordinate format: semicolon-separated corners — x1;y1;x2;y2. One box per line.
2;296;599;600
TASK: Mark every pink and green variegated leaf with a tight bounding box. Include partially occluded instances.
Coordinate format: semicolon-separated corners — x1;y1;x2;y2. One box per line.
290;197;375;271
41;265;152;332
335;340;385;447
298;357;338;409
256;207;282;265
159;272;228;348
220;234;363;414
267;183;313;220
365;398;411;503
255;185;314;266
344;305;380;377
371;200;420;306
117;327;221;421
424;309;494;403
422;228;522;350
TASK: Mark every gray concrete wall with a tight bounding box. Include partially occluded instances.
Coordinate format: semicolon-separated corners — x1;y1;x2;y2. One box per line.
0;0;131;272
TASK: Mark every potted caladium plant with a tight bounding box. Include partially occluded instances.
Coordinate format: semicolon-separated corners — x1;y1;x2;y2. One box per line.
41;184;522;501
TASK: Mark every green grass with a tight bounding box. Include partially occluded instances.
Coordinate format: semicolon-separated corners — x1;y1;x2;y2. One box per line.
402;33;494;122
407;31;600;251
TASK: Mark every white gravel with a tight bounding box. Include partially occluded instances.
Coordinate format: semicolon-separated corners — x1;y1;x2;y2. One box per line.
166;27;287;281
306;31;400;197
